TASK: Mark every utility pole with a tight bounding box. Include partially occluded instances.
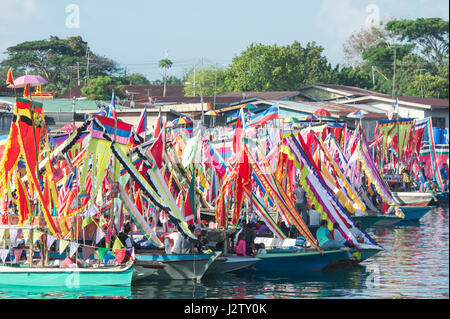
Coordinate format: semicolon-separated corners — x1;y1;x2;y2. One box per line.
193;66;196;97
200;80;204;126
86;46;90;85
77;62;80;86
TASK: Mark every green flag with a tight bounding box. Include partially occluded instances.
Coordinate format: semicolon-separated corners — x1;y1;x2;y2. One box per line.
98;247;109;262
182;131;201;168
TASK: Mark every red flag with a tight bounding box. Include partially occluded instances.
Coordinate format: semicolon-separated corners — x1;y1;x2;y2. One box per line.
6;68;14;86
115;249;127;264
136;108;147;135
233;114;242;154
183;193;194;225
150;131;163;169
23;84;30;99
154;116;161;138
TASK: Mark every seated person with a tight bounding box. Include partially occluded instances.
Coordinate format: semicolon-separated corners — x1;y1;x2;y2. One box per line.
255;243;267;254
332;222;357;248
349;221;366;244
316;220;353;258
234;232;247;256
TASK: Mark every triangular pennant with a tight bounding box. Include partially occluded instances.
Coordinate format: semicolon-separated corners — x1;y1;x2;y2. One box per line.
46;235;56;251
0;229;5;242
95;227;105;245
114;248;126;264
112;237;124;252
85;205;99;218
33;230;43;245
22;229;30;243
82;246;95;261
9;229;18;245
59;239;69;254
82;217;93;229
97;247;109;262
69;242;79;257
0;249;8;264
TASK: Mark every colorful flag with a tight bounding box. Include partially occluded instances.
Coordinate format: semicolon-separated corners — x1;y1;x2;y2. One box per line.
232;108;243;154
150;130;163;169
107;89;117;121
23;84;30;99
136;107;147;135
6;68;14;86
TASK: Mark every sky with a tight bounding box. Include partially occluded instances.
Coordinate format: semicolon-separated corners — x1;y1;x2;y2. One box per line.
0;0;448;82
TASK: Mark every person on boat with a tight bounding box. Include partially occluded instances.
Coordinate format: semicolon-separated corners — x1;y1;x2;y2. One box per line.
349;221;366;244
308;205;321;226
401;166;411;191
60;254;83;268
244;223;257;257
440;163;448;190
332;222;357;248
234;232;247;256
256;243;267;254
118;223;133;249
293;183;309;225
425;178;433;192
316;220;353;258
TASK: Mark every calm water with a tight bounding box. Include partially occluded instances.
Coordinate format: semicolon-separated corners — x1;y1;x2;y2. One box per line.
1;206;448;299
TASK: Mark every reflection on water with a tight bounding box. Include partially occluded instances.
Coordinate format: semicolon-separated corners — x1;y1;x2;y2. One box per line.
0;207;448;299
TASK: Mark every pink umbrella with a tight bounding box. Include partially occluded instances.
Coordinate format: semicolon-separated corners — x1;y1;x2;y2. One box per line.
60;124;78;133
7;75;48;88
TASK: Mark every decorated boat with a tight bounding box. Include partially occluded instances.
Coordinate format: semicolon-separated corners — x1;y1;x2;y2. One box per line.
392;192;434;206
134;251;221;280
396;205;436;222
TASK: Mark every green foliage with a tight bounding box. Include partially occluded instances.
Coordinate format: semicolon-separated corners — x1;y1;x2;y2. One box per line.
114;73;150;85
223;41;338;91
386;18;449;67
1;36;119;94
184;65;227;96
80;76;126;100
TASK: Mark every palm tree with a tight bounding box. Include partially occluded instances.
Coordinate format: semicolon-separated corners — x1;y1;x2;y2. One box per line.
158;58;173;97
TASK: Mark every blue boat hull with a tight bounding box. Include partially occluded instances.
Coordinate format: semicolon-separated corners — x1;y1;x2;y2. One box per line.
253;250;350;272
397;206;435;222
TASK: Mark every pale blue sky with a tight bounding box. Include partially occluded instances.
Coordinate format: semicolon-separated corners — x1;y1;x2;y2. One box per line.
1;0;448;81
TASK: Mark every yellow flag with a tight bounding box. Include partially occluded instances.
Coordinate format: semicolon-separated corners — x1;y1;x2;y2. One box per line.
59;239;69;254
22;229;30;243
32;230;43;244
112;237;124;252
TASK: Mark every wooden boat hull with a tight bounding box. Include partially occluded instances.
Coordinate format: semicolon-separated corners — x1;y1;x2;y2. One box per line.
397;206;435;222
135;252;219;280
132;260;165;282
253;250;350;272
0;263;134;287
392;192;433;206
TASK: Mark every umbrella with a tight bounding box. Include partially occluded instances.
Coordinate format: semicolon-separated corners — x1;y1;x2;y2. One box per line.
205;110;220;116
313;108;331;117
172;118;189;125
283;117;300;123
245;103;256;110
313;108;331;123
305;115;318;121
60;124;78;133
347;110;368;119
7;75;48;88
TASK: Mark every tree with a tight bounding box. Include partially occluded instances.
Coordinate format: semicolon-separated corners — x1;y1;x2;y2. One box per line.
80;76;126;100
114;73;150;85
342;20;392;66
1;36;119;94
223;41;338;92
184;65;227;97
158;58;173;97
386;18;449;67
